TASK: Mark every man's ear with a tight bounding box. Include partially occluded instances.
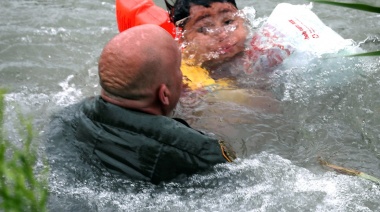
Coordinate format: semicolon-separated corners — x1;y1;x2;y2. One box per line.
158;84;170;106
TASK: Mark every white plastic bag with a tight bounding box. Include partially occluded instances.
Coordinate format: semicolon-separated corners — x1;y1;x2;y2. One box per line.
264;3;354;54
245;3;359;73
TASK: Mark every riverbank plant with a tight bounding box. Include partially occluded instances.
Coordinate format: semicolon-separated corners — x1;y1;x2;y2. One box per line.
312;0;380;56
0;89;48;212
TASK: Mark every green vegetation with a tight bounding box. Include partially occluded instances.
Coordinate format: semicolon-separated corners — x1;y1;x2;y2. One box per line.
312;0;380;56
0;89;48;212
313;1;380;13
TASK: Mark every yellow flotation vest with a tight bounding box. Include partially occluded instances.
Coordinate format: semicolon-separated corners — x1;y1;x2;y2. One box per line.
181;60;234;91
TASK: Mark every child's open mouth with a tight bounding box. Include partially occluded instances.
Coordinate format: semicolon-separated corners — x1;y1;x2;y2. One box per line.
216;43;236;55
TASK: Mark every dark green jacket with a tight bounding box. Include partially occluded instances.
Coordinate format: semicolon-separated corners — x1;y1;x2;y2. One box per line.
74;96;234;184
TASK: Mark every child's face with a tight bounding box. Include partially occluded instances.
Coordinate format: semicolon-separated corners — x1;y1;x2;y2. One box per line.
181;2;247;65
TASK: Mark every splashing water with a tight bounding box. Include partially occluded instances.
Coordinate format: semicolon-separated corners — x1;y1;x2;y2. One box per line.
1;0;379;211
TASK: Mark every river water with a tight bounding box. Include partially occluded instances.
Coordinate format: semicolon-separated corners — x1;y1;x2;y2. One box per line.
1;0;379;211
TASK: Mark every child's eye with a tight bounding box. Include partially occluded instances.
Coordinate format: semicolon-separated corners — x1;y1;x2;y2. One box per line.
197;26;212;34
224;19;235;25
197;27;206;33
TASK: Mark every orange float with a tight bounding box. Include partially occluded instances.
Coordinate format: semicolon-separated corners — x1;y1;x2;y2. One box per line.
115;0;176;38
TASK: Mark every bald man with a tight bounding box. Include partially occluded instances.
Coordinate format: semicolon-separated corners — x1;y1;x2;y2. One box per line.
73;24;235;184
98;24;182;116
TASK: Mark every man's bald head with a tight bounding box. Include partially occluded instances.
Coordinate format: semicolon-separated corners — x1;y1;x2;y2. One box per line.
98;24;180;100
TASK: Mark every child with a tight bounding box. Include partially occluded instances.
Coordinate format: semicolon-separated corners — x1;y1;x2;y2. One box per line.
167;0;247;67
165;0;291;90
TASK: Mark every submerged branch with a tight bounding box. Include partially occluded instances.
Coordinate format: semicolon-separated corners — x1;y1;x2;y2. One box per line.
318;157;380;185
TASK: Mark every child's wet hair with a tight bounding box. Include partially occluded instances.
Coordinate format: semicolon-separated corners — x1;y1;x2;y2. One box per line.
165;0;238;28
